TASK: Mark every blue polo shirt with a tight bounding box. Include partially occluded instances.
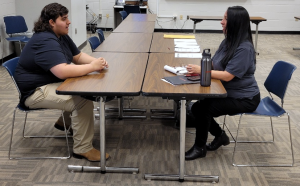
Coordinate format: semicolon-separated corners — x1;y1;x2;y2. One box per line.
14;31;80;108
212;39;259;99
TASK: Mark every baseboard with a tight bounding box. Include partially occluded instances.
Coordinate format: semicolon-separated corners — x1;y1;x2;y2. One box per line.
0;53;17;64
78;41;87;51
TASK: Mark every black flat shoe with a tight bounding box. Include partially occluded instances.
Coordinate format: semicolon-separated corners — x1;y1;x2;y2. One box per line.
185;144;207;161
206;130;230;151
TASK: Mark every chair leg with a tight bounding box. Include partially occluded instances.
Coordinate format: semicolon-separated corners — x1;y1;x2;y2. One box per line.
232;113;294;167
232;114;243;166
9;109;71;160
223;114;274;143
222;115;236;143
287;112;295;166
270;117;275;142
8;107;18;160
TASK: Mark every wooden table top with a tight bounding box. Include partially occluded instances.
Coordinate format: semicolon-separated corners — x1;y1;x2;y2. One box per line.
124;13;157;22
188;15;267;22
150;33;199;53
295;16;300;20
94;33;153;53
113;21;155;33
56;52;149;96
142;53;227;99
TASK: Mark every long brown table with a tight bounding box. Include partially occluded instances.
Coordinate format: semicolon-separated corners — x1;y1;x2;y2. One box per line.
188;16;267;54
124;13;157;22
94;33;153;53
149;32;201;119
113;21;155;33
57;52;149;174
142;53;227;182
150;33;199;53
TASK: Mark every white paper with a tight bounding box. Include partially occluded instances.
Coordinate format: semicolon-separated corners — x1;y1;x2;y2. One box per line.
175;53;202;58
174;48;201;52
175;43;199;47
175;45;200;49
164;65;188;75
174;39;197;43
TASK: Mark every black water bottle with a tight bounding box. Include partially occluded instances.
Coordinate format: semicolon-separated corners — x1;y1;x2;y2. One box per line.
200;49;212;87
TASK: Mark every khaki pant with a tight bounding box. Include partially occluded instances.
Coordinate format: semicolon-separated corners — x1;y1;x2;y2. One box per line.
25;82;94;154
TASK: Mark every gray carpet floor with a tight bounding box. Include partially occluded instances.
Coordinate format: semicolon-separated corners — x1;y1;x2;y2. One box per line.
0;31;300;186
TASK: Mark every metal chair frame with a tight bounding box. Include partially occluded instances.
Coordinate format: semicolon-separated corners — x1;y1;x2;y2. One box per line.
223;61;296;167
3;57;71;160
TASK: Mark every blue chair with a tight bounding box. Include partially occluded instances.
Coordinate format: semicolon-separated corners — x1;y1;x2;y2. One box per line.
88;36;100;52
119;11;128;21
96;29;105;44
124;5;141;14
2;57;71;160
224;61;296;167
3;16;31;52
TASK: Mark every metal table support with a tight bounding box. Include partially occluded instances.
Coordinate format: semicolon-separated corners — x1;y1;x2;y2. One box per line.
150;100;178;119
68;96;139;174
144;100;219;183
193;20;202;34
251;20;264;55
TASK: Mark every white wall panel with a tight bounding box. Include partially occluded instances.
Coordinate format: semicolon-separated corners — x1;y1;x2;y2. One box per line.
87;0;300;32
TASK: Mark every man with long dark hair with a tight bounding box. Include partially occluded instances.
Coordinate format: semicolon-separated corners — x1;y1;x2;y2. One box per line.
14;3;109;162
185;6;260;160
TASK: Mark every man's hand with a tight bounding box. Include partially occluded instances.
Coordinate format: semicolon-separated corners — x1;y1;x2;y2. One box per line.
90;57;109;71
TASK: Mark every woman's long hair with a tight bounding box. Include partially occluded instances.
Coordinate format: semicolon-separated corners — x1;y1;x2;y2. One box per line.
33;3;68;33
221;6;254;67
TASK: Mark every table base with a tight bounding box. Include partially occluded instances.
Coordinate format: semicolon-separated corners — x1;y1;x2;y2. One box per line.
68;165;139;174
144;174;219;183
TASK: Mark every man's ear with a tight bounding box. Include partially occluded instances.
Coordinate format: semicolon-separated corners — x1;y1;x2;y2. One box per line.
49;19;55;27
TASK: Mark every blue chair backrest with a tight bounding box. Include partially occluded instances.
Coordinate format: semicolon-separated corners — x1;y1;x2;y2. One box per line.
264;61;297;100
2;57;20;77
2;57;22;98
88;36;100;52
124;5;141;14
4;16;28;35
96;29;105;43
119;11;128;20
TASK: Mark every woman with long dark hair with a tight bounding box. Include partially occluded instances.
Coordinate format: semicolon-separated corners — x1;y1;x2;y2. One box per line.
185;6;260;160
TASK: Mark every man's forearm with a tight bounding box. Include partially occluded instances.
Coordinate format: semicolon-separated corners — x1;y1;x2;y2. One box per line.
74;52;97;65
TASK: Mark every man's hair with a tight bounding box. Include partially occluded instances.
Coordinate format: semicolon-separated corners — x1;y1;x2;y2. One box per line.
221;6;254;68
33;3;68;33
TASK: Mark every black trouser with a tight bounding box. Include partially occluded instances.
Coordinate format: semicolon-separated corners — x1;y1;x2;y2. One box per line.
191;93;260;147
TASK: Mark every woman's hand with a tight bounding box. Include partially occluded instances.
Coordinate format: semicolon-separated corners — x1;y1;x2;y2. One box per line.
90;57;109;71
186;64;201;74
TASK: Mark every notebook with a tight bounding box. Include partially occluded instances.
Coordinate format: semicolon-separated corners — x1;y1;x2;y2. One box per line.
162;75;200;85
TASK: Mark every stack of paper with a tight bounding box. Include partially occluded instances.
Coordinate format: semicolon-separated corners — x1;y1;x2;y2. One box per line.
174;53;202;58
174;39;201;53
